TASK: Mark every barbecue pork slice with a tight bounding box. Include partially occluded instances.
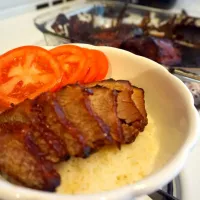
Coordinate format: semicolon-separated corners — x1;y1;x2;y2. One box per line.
85;79;147;143
35;92;92;158
88;86;124;145
56;85;112;150
0;122;60;191
0;100;67;163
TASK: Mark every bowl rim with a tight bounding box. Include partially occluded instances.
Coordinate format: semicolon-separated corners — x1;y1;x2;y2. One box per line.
0;44;199;200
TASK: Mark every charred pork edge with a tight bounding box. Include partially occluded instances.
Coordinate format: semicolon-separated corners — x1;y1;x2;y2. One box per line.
132;86;148;120
26;97;68;162
25;133;61;191
85;84;125;145
86;80;145;123
113;90;124;148
82;90;112;143
50;93;92;158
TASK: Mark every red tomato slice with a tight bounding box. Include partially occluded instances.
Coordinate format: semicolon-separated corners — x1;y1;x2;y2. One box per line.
91;49;109;81
82;48;99;83
50;45;88;86
0;46;62;108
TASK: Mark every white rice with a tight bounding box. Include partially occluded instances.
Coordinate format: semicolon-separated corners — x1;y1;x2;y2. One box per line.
56;115;158;194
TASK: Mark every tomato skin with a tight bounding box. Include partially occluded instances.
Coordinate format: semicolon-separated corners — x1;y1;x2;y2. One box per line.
50;45;88;86
81;49;99;83
50;45;109;85
88;49;109;81
0;46;63;108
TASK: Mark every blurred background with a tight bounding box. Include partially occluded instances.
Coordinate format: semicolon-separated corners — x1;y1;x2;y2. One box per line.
1;1;200;200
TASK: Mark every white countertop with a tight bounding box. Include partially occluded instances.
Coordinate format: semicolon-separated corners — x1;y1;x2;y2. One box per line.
0;0;85;54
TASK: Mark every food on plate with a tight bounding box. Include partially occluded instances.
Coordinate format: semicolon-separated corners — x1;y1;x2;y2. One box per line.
86;79;147;143
0;45;109;112
0;46;62;104
56;115;156;194
83;48;101;82
50;45;88;86
50;45;109;86
0;122;60;191
0;78;147;192
0;45;149;193
84;48;109;81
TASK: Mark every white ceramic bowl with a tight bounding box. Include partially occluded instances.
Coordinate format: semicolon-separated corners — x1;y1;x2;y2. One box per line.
0;44;199;200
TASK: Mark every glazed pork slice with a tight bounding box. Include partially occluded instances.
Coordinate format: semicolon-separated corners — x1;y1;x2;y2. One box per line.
132;86;148;128
86;79;147;125
35;93;92;158
0;92;95;160
118;90;144;143
0;100;30;123
98;79;148;127
86;79;147;143
86;79;133;92
88;86;124;144
0;122;60;191
0;99;67;163
0;85;112;160
56;85;112;150
0;80;148;192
